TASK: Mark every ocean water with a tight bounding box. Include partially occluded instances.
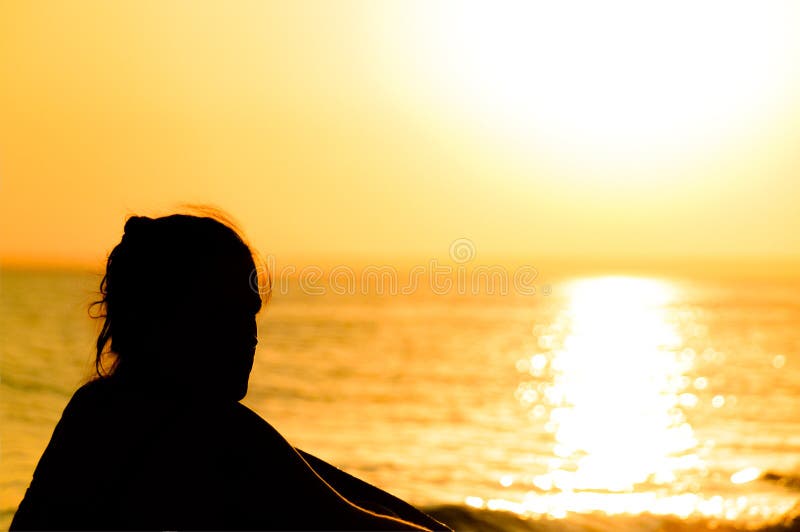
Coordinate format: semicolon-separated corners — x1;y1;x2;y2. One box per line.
1;268;800;531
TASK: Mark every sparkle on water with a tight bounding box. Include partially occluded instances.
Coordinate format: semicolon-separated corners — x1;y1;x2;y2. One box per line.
540;278;697;494
470;276;781;522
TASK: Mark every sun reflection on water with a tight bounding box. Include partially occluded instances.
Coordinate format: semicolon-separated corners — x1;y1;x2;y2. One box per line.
539;277;699;493
465;277;796;527
471;276;788;523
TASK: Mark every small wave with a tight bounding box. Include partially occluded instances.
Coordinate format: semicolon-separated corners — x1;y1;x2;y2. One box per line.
424;504;800;532
763;471;800;492
0;372;75;398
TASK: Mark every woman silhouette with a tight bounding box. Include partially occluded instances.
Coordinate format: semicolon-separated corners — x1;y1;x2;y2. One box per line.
11;213;444;531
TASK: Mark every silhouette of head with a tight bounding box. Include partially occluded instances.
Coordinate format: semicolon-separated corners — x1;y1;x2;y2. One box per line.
93;213;266;401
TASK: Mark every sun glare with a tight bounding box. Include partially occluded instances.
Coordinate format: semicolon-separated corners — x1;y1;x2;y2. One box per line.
540;277;698;493
474;277;790;522
397;1;800;176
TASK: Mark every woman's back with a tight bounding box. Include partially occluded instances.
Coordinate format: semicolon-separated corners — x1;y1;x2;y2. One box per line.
13;377;428;530
13;379;273;529
11;213;442;530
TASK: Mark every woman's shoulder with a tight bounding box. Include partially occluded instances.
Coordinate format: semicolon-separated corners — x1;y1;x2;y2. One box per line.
67;377;113;405
46;379;112;438
64;376;124;409
200;401;296;458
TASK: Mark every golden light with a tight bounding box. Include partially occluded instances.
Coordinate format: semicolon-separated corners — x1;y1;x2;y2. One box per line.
481;276;794;521
380;1;800;180
730;467;762;485
540;277;697;493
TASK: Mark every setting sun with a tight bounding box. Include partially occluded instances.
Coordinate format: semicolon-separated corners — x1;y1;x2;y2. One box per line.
373;1;800;182
3;1;800;264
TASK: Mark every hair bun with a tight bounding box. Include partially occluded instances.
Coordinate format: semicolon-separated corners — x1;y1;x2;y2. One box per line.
123;216;153;237
123;216;153;236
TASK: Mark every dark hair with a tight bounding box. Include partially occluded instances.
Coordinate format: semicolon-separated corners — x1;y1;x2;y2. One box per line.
91;211;270;379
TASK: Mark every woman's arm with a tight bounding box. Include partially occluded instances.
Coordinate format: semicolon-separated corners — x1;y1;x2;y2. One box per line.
297;449;451;531
230;403;433;530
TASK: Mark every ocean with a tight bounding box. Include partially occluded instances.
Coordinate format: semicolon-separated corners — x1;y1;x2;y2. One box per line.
1;268;799;530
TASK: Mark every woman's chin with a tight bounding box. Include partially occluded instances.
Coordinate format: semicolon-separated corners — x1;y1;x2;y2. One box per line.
233;382;248;401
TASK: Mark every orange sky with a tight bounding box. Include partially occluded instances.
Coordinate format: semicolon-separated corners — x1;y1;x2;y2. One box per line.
1;1;799;269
